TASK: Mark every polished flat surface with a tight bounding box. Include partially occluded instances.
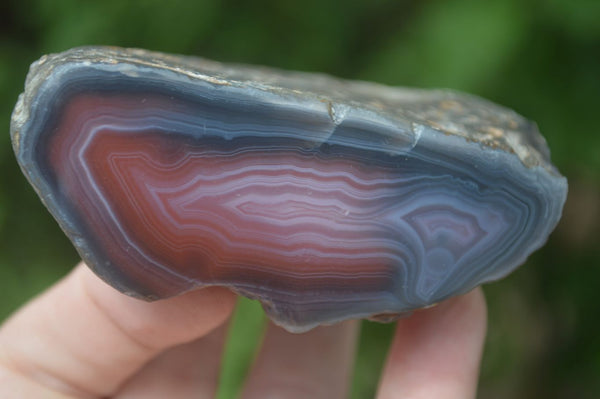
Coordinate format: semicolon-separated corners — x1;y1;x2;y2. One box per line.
11;47;567;331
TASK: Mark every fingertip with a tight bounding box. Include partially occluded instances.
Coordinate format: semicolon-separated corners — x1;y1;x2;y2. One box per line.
241;320;359;399
77;262;237;347
440;287;487;342
467;287;487;339
377;288;488;399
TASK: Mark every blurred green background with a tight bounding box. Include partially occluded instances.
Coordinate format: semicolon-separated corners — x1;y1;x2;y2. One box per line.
1;0;599;397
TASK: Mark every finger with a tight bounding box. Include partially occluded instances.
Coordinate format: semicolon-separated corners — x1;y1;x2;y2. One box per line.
0;367;74;399
376;288;487;399
115;322;228;398
241;320;359;399
0;262;236;398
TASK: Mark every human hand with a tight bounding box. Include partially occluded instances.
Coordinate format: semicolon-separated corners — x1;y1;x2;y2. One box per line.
0;262;486;398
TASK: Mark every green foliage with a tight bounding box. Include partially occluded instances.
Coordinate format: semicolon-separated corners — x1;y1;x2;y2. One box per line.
1;0;599;397
217;297;266;399
362;0;529;91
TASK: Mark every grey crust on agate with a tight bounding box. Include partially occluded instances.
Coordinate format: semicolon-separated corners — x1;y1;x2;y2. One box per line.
13;46;559;176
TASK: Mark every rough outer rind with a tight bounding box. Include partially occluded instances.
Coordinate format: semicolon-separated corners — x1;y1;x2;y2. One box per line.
13;46;559;174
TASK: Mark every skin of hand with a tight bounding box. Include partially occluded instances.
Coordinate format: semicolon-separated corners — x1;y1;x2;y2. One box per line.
0;262;486;398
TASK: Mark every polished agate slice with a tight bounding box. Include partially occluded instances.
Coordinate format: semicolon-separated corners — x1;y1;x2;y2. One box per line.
11;47;567;332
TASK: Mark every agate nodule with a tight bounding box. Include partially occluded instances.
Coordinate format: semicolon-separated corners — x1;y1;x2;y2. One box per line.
11;47;567;332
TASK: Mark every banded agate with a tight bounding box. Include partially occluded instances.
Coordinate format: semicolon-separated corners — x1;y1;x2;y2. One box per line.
11;47;567;332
